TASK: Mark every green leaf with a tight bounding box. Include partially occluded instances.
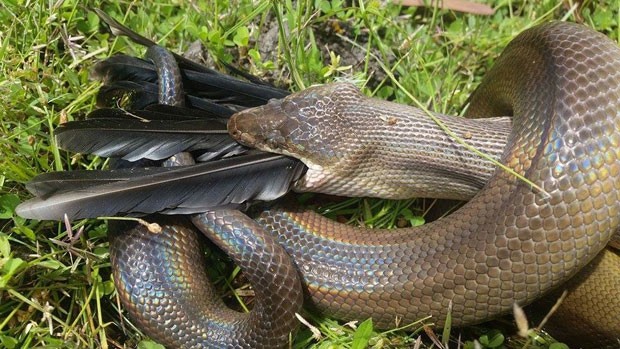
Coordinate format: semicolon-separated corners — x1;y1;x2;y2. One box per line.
0;257;25;287
463;341;476;349
198;25;209;41
248;48;261;62
0;233;9;258
592;8;613;30
442;304;452;347
362;200;374;225
487;332;504;347
37;259;63;270
351;318;373;349
0;194;20;219
138;340;166;349
401;208;425;227
13;225;35;240
317;0;331;12
0;335;18;349
207;29;222;45
76;11;100;34
549;343;570;349
478;330;504;348
101;279;116;295
233;26;250;47
93;246;109;257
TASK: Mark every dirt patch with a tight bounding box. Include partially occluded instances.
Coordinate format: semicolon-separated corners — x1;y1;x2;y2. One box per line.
214;12;396;91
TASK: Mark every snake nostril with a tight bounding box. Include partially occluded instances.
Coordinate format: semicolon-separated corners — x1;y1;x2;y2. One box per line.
237;132;257;146
265;131;287;150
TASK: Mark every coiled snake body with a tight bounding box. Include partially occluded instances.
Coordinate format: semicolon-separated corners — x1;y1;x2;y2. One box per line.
28;21;620;348
226;21;620;344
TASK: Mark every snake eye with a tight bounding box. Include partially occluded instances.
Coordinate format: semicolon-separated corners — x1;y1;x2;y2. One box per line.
281;100;299;115
266;138;279;150
265;131;286;150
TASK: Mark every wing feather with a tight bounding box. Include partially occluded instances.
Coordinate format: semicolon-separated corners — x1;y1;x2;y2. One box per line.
17;153;305;220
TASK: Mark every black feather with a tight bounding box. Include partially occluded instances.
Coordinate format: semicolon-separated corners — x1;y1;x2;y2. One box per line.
93;55;289;108
142;104;231;120
26;167;160;197
17;153;306;220
181;69;288;106
92;55;157;85
85;106;200;121
96;80;239;116
56;111;243;161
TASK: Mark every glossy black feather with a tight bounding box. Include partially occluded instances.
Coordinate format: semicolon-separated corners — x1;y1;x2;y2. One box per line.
17;153;306;220
96;80;239;116
88;12;291;163
26;167;159;197
92;55;157;84
143;104;232;120
85;106;202;121
93;55;289;108
56;109;243;161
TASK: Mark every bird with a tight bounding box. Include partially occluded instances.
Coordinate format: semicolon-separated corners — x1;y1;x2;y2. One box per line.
17;9;307;221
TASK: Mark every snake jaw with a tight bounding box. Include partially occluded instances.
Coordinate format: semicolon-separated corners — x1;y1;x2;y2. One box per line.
229;101;289;151
293;164;329;192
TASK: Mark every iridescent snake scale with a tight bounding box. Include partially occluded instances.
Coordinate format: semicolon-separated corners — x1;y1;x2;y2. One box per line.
19;21;620;348
225;22;620;347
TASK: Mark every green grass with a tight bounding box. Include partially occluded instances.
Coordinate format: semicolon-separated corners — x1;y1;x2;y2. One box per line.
1;0;619;348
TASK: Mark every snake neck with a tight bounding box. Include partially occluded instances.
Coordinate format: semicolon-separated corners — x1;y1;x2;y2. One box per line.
230;82;512;200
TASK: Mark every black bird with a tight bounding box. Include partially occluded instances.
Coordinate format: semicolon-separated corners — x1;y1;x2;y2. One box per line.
16;10;305;221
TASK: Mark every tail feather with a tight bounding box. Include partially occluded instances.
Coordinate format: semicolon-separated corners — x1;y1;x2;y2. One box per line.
94;54;289;108
18;153;305;220
56;112;242;161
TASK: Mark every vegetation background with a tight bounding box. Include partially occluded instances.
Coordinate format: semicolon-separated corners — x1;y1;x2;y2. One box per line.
1;0;618;348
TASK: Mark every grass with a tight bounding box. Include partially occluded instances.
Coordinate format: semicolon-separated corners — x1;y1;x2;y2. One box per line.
1;0;619;348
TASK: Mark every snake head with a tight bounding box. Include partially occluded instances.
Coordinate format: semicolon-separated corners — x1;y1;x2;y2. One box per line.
228;82;365;169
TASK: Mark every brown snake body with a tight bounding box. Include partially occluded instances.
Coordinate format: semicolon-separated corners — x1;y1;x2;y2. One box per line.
226;21;620;347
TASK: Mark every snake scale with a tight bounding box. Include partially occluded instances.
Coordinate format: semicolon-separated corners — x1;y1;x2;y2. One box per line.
18;20;620;348
224;21;620;346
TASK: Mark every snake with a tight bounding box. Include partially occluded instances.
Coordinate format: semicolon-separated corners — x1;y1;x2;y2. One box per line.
19;20;620;348
222;21;620;347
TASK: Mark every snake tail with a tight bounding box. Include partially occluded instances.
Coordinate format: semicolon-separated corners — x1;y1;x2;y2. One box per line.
145;46;186;107
109;216;303;348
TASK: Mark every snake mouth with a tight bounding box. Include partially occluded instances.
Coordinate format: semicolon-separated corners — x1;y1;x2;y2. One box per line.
228;98;301;153
228;105;270;148
228;121;259;148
